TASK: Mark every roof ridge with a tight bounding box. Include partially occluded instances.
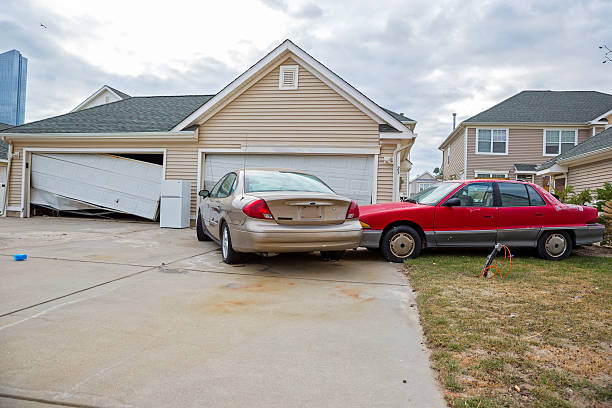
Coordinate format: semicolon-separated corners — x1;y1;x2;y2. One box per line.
463;91;525;122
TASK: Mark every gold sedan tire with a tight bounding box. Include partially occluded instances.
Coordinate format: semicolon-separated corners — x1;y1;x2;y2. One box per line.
221;223;243;264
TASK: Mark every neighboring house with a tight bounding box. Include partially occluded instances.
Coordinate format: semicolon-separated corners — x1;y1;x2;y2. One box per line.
0;40;416;222
71;85;131;112
537;126;612;193
408;171;439;196
438;91;612;188
0;49;28;125
0;121;12;215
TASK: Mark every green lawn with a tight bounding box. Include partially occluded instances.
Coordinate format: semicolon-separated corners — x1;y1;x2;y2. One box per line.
403;248;612;408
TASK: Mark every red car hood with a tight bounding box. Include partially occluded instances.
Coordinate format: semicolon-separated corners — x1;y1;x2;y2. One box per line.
360;202;421;216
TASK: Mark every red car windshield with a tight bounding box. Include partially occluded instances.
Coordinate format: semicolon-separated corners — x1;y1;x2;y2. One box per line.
410;182;462;205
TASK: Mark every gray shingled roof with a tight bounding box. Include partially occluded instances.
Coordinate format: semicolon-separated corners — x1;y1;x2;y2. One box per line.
0;94;412;135
514;164;538;172
383;108;415;123
538;127;612;170
106;86;131;100
0;122;12;160
2;95;214;133
465;91;612;124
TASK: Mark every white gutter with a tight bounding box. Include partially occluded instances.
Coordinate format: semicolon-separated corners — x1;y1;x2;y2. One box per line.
1;143;12;216
0;130;197;141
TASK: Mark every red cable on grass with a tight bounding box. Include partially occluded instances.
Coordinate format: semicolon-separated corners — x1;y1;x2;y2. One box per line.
479;245;512;279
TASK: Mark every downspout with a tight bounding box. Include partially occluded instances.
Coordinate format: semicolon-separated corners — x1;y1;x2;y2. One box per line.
392;143;411;202
1;138;12;216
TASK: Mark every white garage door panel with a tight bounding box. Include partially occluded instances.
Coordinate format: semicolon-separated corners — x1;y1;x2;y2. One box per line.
31;153;162;220
204;154;374;205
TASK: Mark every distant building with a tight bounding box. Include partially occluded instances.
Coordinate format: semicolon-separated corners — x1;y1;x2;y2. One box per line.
0;50;28;126
408;171;439;196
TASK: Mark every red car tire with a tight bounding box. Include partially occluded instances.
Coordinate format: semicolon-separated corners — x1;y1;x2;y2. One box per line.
381;225;422;263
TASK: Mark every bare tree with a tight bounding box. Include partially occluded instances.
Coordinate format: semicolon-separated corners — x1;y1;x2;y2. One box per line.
600;45;612;63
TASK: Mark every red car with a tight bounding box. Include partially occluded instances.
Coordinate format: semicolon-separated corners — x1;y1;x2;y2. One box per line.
359;180;604;262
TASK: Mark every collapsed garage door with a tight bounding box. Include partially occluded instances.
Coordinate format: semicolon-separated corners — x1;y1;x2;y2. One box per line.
203;154;375;205
30;153;163;220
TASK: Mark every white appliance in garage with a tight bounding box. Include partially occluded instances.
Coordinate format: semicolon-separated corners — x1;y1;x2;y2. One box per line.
160;180;191;228
203;154;375;205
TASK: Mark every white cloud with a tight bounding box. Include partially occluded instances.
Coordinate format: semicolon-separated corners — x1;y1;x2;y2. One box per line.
1;0;611;177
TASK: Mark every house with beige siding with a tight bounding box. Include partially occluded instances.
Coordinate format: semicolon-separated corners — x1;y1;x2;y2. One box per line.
407;171;439;196
439;91;612;191
537;126;612;193
0;40;416;220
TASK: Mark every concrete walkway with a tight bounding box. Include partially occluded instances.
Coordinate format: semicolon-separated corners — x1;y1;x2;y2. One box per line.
0;217;446;408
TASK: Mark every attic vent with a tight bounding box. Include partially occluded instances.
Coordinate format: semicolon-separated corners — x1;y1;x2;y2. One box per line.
279;65;299;90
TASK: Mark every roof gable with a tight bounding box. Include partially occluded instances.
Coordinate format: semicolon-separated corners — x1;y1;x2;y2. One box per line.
71;85;132;112
465;90;612;124
172;39;413;136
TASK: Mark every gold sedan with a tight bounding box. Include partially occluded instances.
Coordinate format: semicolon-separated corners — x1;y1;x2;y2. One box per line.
196;169;362;264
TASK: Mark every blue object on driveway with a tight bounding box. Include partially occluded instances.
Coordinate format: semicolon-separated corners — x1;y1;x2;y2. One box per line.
13;254;28;261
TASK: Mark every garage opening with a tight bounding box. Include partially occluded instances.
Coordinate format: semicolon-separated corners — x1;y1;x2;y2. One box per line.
29;152;164;221
202;154;375;205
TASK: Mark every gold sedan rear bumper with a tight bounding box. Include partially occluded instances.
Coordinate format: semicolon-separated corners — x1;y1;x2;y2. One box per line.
230;219;363;253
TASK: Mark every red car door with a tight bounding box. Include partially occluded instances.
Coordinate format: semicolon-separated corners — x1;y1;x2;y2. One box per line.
434;182;498;246
496;182;548;247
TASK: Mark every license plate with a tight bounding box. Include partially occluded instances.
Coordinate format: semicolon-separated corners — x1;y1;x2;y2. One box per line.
300;206;321;219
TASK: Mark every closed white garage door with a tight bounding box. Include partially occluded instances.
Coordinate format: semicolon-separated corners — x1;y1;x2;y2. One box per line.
203;154;374;205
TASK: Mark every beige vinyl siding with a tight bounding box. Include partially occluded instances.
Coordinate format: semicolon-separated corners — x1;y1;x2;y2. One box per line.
567;157;612;193
443;133;465;179
198;57;380;150
198;56;390;201
594;126;606;135
466;127;591;184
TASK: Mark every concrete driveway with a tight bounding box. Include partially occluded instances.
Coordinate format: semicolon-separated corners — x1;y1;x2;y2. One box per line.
0;217;445;408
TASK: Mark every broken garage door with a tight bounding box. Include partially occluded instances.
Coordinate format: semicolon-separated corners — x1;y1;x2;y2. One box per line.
30;153;163;220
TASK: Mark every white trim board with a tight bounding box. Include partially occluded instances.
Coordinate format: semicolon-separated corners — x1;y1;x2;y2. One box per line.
171;39;413;137
19;148;166;218
1;131;196;141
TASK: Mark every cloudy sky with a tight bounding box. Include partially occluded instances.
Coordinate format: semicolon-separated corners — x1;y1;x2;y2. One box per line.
1;0;611;177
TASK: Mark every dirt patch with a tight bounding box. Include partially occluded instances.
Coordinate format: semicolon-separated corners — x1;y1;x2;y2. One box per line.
575;245;612;258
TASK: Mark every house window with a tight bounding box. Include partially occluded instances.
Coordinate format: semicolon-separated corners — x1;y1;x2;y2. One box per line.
279;65;299;90
516;174;534;183
475;171;508;179
419;183;433;192
544;130;577;156
477;129;508;154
